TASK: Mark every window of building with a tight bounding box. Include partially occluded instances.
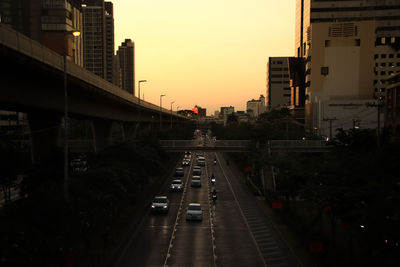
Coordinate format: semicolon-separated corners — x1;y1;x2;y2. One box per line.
374;80;378;84
374;54;378;59
375;63;378;67
271;81;282;84
284;87;291;90
381;71;386;75
397;53;400;58
283;81;290;84
283;94;291;97
381;54;387;58
389;62;394;67
397;62;400;67
355;39;360;46
381;63;386;67
325;40;331;47
321;66;329;76
389;54;394;58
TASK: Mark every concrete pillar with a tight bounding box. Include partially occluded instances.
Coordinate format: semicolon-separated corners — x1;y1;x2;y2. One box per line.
28;112;62;163
91;119;113;153
123;122;139;141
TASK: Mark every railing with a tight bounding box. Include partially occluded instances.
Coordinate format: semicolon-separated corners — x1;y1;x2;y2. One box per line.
269;140;327;148
0;24;180;117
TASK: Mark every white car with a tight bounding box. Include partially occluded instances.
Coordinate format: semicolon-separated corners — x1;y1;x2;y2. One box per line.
191;176;201;187
186;203;203;221
170;179;183;192
151;196;170;214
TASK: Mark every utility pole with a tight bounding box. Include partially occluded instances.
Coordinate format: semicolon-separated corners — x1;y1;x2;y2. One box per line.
323;117;337;140
366;100;384;148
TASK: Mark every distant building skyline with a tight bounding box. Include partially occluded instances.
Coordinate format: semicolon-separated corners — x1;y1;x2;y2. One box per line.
117;39;135;95
266;57;291;110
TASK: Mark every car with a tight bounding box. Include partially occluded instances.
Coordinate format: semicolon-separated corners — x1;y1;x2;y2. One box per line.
196;156;206;166
151;196;169;213
191;176;201;187
170;179;183;191
186;203;203;221
193;166;202;175
182;158;190;166
175;167;184;177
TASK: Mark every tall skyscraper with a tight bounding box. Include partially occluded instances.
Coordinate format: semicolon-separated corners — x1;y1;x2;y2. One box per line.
0;0;83;65
294;0;400;134
82;0;106;78
82;0;114;82
104;2;114;83
117;39;135;95
266;57;291;110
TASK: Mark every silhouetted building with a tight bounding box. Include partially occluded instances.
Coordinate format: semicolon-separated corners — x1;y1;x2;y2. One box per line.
0;0;83;65
104;1;114;83
117;39;135;94
266;57;291;110
386;72;400;138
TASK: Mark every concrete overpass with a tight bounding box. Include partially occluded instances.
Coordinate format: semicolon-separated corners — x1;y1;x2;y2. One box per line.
0;24;188;161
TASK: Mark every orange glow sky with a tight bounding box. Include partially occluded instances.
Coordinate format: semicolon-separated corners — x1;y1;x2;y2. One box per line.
114;0;295;115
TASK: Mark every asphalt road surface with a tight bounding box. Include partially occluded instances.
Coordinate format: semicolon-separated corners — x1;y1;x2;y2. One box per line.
116;151;301;267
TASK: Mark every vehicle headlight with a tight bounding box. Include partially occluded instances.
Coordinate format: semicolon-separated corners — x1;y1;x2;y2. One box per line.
163;205;168;209
151;205;155;208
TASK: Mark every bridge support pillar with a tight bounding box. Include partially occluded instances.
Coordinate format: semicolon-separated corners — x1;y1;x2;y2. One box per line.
92;119;113;152
28;112;62;163
123;122;139;140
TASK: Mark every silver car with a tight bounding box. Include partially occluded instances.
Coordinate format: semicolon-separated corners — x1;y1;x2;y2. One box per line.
151;196;169;214
186;203;203;221
193;166;202;175
191;176;201;187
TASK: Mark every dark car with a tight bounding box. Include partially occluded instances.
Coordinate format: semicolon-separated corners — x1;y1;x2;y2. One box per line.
175;167;184;177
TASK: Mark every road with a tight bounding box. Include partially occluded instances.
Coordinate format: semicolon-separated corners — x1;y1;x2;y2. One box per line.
116;151;301;267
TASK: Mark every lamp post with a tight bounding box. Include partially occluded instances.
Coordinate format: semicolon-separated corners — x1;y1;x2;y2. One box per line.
160;94;165;130
138;80;147;104
170;101;175;128
63;30;80;200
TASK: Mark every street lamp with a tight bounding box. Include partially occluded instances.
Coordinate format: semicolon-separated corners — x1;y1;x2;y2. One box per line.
170;101;175;128
138;80;147;104
160;94;166;130
63;29;80;200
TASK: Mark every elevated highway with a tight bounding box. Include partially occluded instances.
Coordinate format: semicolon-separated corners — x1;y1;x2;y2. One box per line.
0;24;188;161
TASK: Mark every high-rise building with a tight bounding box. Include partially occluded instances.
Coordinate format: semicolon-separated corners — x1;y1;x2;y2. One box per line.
104;2;114;83
0;0;83;66
266;57;291;109
82;0;114;81
117;39;135;95
294;0;400;134
82;0;106;78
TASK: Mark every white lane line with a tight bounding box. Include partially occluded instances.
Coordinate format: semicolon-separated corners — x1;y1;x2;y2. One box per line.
163;153;193;266
216;153;268;267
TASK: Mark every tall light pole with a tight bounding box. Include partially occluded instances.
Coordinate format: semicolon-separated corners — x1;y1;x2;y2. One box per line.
138;80;147;104
64;30;80;200
160;94;165;130
170;101;175;128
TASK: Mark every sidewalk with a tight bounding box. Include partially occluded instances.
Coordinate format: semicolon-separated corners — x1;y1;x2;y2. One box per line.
225;153;320;267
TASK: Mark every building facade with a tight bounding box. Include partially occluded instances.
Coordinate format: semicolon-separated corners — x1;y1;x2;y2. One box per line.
0;0;83;65
104;1;114;83
294;0;400;133
386;72;400;138
266;57;291;109
247;95;266;117
117;39;135;95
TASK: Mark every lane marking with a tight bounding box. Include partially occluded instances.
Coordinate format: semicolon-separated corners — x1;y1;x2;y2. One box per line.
163;152;194;266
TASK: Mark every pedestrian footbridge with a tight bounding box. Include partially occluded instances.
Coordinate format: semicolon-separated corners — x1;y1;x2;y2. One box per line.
160;140;331;152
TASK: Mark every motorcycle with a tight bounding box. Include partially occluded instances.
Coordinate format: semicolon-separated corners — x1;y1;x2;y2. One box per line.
211;177;216;185
212;192;217;203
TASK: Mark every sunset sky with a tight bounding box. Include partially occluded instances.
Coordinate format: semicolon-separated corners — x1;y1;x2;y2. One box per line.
114;0;295;115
